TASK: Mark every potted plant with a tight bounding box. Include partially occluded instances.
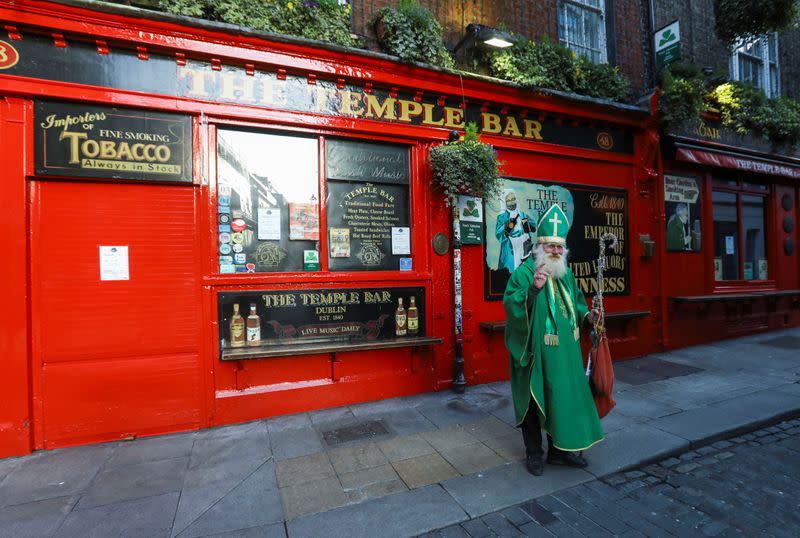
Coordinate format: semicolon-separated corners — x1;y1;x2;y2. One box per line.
429;122;502;205
372;0;454;68
430;122;502;394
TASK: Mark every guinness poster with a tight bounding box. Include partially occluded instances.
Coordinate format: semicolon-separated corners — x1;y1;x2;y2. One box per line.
218;287;425;353
326;140;411;271
34;101;192;182
485;178;629;300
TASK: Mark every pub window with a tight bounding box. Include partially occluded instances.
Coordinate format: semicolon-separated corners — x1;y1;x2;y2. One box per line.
215;129;411;274
217;129;319;274
712;180;769;282
558;0;607;63
730;34;779;98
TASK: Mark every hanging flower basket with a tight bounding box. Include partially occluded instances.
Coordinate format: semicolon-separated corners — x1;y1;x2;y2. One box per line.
429;123;502;206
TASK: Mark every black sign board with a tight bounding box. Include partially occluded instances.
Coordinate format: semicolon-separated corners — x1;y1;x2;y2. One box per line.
34;101;193;182
326;181;410;271
485;179;629;300
4;32;635;155
326;140;410;184
218;287;425;350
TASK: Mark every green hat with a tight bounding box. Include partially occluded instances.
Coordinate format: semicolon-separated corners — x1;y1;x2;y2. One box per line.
536;204;570;245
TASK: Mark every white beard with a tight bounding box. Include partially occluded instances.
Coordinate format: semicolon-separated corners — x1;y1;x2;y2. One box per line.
533;244;569;280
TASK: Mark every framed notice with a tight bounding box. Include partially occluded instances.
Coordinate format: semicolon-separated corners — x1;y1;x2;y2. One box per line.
484;178;629;300
664;174;702;252
34;101;192;182
217;287;426;351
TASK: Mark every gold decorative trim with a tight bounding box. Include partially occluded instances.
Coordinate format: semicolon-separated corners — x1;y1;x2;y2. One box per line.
536;235;566;245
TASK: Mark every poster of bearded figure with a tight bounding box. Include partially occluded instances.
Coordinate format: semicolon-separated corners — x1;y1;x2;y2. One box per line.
485;179;575;299
484;177;630;301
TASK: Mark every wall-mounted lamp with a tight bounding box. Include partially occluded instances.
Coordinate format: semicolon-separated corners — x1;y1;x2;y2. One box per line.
453;24;515;72
453;23;515;54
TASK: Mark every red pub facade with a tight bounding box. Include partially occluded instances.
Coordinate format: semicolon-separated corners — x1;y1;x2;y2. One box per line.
0;0;797;458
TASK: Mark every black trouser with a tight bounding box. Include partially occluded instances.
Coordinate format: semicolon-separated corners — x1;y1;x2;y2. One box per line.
520;398;557;457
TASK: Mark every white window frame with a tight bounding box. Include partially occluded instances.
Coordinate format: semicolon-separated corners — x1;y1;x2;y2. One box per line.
557;0;607;64
730;33;780;98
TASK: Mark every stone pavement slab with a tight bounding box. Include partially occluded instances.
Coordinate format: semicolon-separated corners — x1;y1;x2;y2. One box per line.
280;476;348;520
439;443;505;475
584;424;689;477
0;444;112;508
76;456;188;510
649;386;800;444
57;492;179;538
177;462;282;538
393;452;459;489
441;461;594;518
105;432;195;468
276;452;334;488
377;433;436;462
287;485;468;538
0;495;76;537
481;433;524;463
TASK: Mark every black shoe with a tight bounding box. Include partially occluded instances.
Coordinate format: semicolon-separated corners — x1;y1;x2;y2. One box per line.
547;450;588;468
526;454;543;476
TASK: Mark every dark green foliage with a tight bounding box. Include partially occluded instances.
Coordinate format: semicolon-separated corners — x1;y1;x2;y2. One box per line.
372;0;454;68
488;35;629;102
713;0;798;46
709;82;800;148
111;0;360;47
658;63;707;127
429;123;502;205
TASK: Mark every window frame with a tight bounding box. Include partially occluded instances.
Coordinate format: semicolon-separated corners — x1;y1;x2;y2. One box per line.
711;177;772;286
729;33;780;98
557;0;608;64
207;120;420;281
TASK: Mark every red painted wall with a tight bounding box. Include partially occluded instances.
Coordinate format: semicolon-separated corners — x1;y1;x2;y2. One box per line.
0;97;31;458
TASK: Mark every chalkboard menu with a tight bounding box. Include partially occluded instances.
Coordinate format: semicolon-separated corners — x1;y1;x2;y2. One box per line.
218;287;426;351
326;140;411;271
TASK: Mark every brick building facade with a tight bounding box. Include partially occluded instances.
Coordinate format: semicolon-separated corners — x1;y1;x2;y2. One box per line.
652;0;800;98
351;0;652;96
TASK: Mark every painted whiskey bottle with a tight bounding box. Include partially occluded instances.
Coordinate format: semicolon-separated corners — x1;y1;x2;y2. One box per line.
229;304;246;348
246;303;261;346
395;297;407;336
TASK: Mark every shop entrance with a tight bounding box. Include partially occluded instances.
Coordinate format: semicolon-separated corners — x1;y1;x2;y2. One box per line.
30;180;204;448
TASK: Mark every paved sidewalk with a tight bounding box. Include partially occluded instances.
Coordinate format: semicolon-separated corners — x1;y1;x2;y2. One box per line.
425;417;800;537
1;328;799;537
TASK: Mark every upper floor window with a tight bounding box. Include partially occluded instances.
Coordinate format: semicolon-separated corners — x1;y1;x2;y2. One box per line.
558;0;607;63
730;34;780;98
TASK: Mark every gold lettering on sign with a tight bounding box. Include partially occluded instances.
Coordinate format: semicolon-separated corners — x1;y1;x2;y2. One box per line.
694;122;721;140
443;107;465;129
364;94;397;120
481;113;502;134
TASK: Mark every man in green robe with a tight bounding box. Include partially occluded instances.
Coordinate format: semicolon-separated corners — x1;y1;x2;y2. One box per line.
503;204;603;476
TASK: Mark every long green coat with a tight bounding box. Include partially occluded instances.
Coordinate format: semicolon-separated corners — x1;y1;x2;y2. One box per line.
503;256;604;452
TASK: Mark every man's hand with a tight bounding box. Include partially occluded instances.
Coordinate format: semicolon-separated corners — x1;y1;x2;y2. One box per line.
533;264;548;289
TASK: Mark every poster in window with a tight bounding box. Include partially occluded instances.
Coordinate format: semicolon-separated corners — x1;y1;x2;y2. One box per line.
664;174;702;252
330;228;351;257
484;178;629;300
289;203;320;240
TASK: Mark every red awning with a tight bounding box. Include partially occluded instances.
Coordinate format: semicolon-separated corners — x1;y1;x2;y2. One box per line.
676;146;800;179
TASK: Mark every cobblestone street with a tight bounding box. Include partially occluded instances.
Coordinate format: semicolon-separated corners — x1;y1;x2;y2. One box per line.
425;418;800;537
